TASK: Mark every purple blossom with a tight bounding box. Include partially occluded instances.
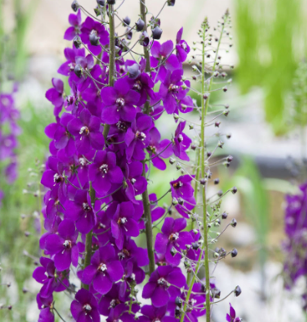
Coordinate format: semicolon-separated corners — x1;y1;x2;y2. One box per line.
89;150;124;196
81;244;124;294
58;45;86;76
173;121;192;161
37;294;54;322
155;217;193;266
46;78;65;116
43;219;79;271
226;303;242;322
142;266;186;307
71;289;100;322
124;161;147;202
176;28;190;63
101;78;141;124
68;108;105;153
64;9;82;41
139;305;177;322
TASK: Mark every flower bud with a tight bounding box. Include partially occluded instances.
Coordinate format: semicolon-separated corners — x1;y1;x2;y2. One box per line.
200;178;206;185
223;110;230;116
212;288;221;299
167;0;175;5
73;35;82;48
234;285;242;297
178;197;184;205
169;157;176;165
97;0;105;5
176;163;181;170
90;32;99;46
107;0;116;4
136;18;145;32
152;26;163;40
123;16;131;26
231;218;237;227
140;31;149;47
71;0;79;12
221;212;228;219
218;141;224;148
172;198;178;206
231;248;238;258
226;133;232;139
74;64;82;78
214;178;219;185
191;144;197;150
226;155;233;163
207;151;212;158
231;186;237;194
215;121;221;127
189;124;194;130
217;190;223;197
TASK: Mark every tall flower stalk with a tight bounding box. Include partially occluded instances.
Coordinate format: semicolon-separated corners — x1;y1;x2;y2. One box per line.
33;2;242;322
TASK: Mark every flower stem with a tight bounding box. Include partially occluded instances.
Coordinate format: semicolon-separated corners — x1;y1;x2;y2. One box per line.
139;0;155;274
82;183;95;290
103;4;116;140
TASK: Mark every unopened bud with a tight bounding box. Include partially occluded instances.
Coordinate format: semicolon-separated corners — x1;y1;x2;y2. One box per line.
231;248;238;258
231;186;237;194
234;285;242;297
152;26;163;40
231;218;237;227
214;178;219;185
71;0;79;12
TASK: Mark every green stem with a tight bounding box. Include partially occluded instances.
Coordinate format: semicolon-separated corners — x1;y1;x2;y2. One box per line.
82;184;95;290
103;4;116;140
139;0;155;275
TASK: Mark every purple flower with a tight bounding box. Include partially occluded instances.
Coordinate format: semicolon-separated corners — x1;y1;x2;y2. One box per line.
106;303;138;322
155;217;193;266
139;305;177;322
44;219;79;271
64;9;82;41
71;289;100;322
58;45;86;76
45;113;76;157
33;257;69;298
37;294;54;322
125;113;153;161
159;69;185;114
173;121;191;161
124;161;147;202
68;108;105;153
81;16;109;55
226;303;242;322
65;190;96;234
170;175;196;218
81;244;124;294
108;201;141;249
147;127;173;170
176;28;190;63
46;78;64;116
149;193;165;222
101;78;141;124
89;150;124;196
142;266;186;307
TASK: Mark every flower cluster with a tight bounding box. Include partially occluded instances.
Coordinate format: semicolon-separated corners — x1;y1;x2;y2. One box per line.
0;86;20;205
283;182;307;310
34;2;241;322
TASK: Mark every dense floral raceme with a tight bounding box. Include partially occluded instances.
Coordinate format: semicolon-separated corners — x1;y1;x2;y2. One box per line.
0;86;20;205
34;2;241;322
283;183;307;310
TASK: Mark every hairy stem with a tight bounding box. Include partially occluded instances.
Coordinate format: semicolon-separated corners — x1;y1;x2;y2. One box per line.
140;0;156;274
103;4;116;140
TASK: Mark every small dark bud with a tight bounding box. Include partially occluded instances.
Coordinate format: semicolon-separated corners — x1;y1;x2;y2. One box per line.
97;0;105;5
89;32;99;46
127;64;141;79
234;285;242;297
152;26;163;40
170;247;177;256
6;283;11;288
222;212;228;219
203;93;209;100
213;288;221;299
192;242;199;250
219;248;227;258
200;178;206;185
126;27;133;40
191;144;197;151
22;288;28;294
25;231;30;237
123;16;131;26
223;87;228;92
73;35;82;48
175;297;182;307
172;198;178;206
207;151;212;158
7;305;12;310
74;64;82;78
231;218;237;227
215;121;221;127
140;31;150;47
167;0;175;6
226;133;232;139
224;162;230;168
169;157;176;165
175;306;181;317
176;163;181;170
136;18;145;32
178;197;184;205
218;141;224;148
226;155;233;163
224;110;230;116
168;208;173;215
71;0;79;12
231;186;237;194
231;248;238;258
107;0;116;4
217;190;223;197
214;178;219;185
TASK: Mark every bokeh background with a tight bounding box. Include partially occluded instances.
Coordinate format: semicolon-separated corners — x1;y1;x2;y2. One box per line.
1;0;307;321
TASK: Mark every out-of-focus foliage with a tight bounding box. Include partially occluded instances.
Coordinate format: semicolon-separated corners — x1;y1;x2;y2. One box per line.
235;0;306;135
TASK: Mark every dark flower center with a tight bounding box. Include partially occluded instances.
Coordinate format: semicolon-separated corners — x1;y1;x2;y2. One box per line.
83;304;92;314
118;248;130;260
116;121;128;132
82;203;91;211
63;240;72;248
117;217;128;225
99;164;109;175
177;134;183;142
172;181;183;189
133;81;142;92
98;263;107;272
136;131;146;141
157;277;168;287
169;84;179;94
116;98;125;107
169;232;179;241
53;173;64;183
79;126;90;135
110;299;121;308
147;145;157;153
